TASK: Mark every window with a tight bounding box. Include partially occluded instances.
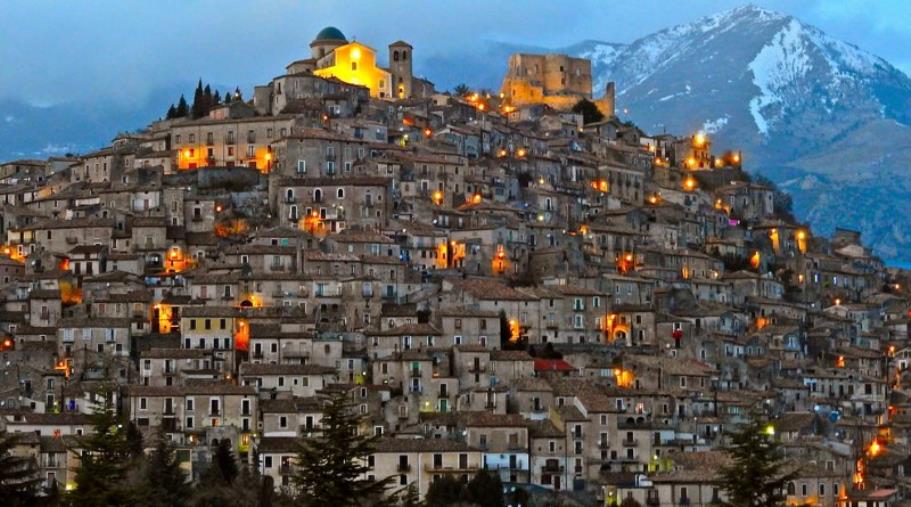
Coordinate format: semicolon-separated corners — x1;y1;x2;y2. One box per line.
337;188;344;199
297;160;306;173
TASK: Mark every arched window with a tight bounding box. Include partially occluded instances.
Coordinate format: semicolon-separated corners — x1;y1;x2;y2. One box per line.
286;188;294;201
393;50;399;62
337;188;345;199
314;188;323;202
787;482;796;495
289;205;298;221
402;51;408;61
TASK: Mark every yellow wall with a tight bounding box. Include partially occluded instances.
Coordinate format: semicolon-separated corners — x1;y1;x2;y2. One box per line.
314;42;392;98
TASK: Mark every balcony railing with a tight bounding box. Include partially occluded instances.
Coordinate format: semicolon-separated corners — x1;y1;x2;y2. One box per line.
542;464;563;473
410;369;422;377
622;438;639;447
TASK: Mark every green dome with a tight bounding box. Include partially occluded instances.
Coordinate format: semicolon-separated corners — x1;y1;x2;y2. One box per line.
314;26;346;42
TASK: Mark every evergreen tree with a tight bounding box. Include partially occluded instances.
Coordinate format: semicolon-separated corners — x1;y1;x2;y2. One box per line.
66;394;133;506
396;484;422;507
213;90;221;106
212;438;238;485
125;421;144;458
165;104;177;119
0;431;40;507
233;87;243;102
191;79;204;118
424;475;463;506
176;95;189;117
718;414;797;507
463;470;504;507
571;98;604;124
135;434;191;507
223;90;233;104
291;392;392;505
453;84;470;97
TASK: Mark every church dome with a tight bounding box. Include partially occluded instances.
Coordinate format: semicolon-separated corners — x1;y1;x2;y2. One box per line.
313;26;346;43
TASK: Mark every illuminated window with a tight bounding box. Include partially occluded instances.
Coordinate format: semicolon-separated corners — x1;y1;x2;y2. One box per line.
351;62;357;71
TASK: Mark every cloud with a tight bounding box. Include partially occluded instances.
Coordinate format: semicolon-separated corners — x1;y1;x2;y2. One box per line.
0;1;906;105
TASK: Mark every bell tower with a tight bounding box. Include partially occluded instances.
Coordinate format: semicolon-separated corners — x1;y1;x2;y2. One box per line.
388;40;413;99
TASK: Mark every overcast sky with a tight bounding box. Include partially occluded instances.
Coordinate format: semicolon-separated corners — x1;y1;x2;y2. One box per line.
1;0;909;107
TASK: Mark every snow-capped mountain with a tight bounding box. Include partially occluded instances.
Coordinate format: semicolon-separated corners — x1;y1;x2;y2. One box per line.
564;5;911;261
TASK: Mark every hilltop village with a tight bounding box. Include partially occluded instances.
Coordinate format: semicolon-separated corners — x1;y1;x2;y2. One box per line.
1;27;909;506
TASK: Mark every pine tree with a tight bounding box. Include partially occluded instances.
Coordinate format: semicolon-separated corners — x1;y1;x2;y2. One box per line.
176;95;189;117
291;392;392;505
0;431;40;507
396;484;421;507
213;90;221;107
463;470;504;507
425;475;463;506
453;84;470;97
135;434;191;507
718;414;797;507
223;90;233;104
66;394;134;506
233;87;243;102
571;98;604;124
165;104;177;119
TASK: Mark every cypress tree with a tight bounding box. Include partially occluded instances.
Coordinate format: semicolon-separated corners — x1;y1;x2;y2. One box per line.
165;104;176;119
176;95;189;117
203;84;213;116
191;79;204;118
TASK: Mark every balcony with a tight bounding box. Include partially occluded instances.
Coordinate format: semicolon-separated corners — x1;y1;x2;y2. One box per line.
410;369;422;378
622;438;638;447
397;463;411;473
598;441;609;449
283;349;309;359
542;463;563;473
252;351;264;359
469;364;487;374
